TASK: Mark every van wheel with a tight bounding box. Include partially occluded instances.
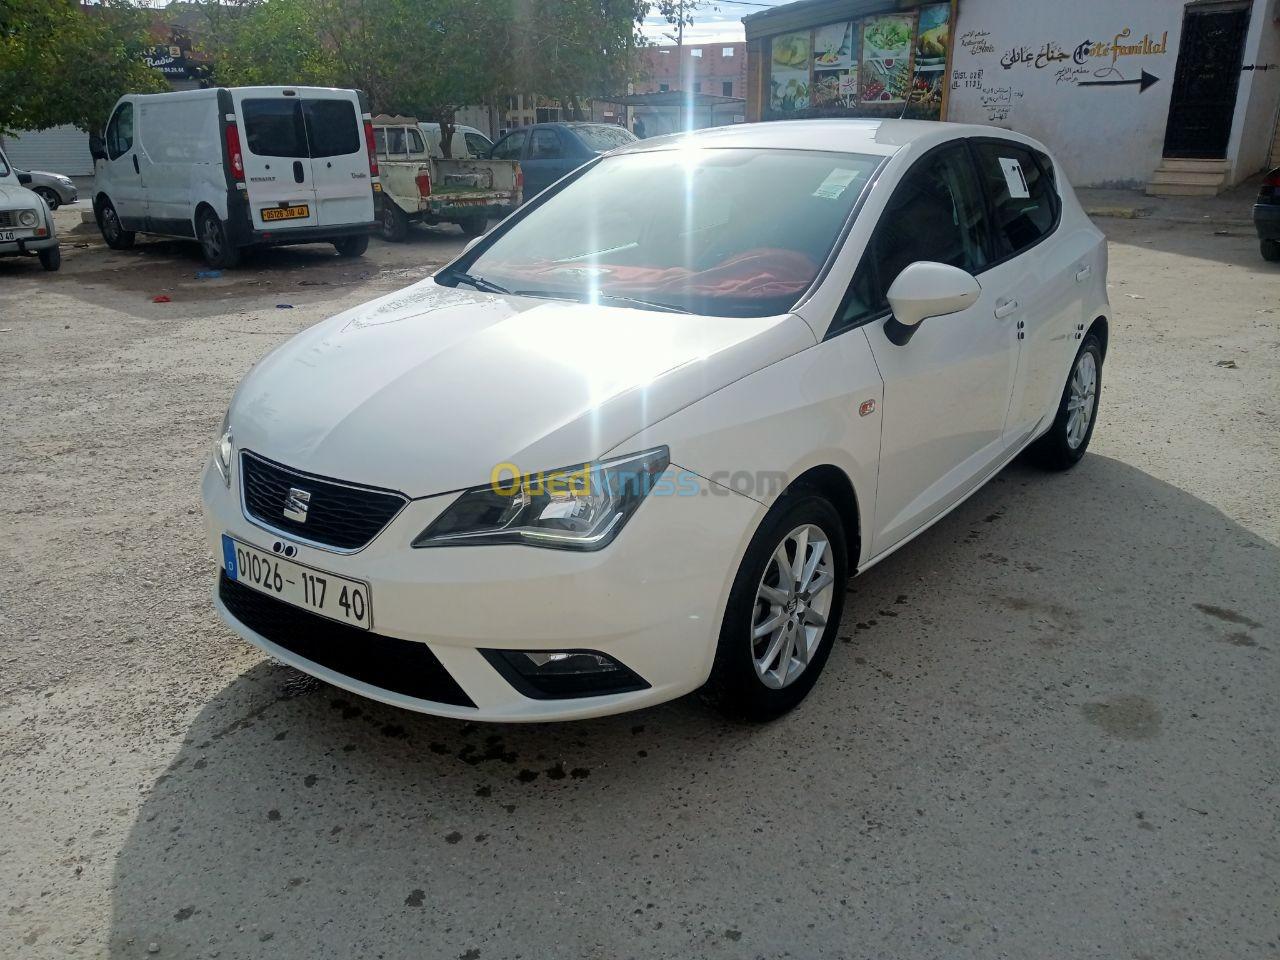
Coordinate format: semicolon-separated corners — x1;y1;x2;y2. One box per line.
39;246;61;272
701;492;848;721
458;216;487;239
334;235;369;258
381;203;409;242
97;199;134;250
198;209;241;269
1262;239;1280;262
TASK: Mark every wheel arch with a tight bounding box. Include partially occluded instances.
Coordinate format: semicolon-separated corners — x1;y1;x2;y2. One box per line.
193;200;219;235
784;464;862;565
1088;314;1109;360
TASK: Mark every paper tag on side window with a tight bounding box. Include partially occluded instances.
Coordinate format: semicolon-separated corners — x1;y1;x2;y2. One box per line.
999;157;1030;198
813;168;861;199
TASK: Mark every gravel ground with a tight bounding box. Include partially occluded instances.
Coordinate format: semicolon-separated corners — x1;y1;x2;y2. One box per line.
1;199;1277;960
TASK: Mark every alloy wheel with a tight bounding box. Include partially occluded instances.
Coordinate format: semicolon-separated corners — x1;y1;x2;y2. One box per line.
1066;351;1097;449
201;215;224;261
751;523;836;689
102;205;120;241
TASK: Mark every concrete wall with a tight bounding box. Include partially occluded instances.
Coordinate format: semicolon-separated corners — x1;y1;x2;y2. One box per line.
1229;0;1280;181
948;0;1278;188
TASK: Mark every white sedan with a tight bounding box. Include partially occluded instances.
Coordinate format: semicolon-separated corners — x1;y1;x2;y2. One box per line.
203;119;1109;722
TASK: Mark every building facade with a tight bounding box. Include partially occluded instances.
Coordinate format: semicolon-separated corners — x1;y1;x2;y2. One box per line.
636;42;749;100
743;0;1280;192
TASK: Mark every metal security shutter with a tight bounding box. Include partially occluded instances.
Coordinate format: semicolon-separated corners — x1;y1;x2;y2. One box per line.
1;125;93;176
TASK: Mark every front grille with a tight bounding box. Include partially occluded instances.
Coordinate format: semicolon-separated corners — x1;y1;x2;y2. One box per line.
218;573;475;707
240;451;407;551
0;211;20;228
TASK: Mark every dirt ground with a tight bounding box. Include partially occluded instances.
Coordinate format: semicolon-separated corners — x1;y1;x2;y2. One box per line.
1;197;1277;960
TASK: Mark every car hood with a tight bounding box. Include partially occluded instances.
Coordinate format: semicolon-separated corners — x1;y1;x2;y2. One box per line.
0;183;39;208
230;278;816;497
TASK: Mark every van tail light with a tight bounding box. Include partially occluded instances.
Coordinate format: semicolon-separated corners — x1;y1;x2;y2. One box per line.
415;170;432;197
225;123;244;181
363;119;379;178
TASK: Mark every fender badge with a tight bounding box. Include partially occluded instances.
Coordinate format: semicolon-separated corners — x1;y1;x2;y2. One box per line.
859;399;876;417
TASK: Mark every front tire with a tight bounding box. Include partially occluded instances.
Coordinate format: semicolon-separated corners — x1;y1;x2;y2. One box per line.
1028;333;1103;470
1262;239;1280;263
38;246;61;271
703;493;848;721
97;198;134;250
198;209;241;269
34;187;60;210
334;234;369;257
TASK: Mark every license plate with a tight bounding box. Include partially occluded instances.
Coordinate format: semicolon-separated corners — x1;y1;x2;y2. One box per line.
222;534;372;630
0;230;15;241
261;204;310;222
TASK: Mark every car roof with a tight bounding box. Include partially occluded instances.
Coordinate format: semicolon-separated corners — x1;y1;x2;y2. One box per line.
612;118;1046;159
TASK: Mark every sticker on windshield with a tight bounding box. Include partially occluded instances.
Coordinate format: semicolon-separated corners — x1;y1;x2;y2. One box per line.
813;168;862;200
999;157;1031;199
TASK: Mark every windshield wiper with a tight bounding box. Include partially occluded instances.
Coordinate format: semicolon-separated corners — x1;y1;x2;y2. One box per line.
448;272;509;294
511;289;692;314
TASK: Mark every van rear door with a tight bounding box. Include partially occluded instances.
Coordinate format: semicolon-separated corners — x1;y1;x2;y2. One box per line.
234;92;320;230
299;94;374;227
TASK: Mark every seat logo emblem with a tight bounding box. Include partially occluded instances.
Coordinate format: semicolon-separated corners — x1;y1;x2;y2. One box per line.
283;487;312;523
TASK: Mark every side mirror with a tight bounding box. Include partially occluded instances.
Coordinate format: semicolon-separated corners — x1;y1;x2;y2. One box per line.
89;134;107;161
884;261;981;345
17;172;32;185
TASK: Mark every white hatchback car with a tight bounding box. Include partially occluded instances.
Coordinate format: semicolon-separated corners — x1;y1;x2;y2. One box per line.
203;119;1109;722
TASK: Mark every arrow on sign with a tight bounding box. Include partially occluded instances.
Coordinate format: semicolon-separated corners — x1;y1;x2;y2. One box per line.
1079;70;1161;93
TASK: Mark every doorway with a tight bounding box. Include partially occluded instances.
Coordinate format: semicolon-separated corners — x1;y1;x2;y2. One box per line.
1162;2;1252;158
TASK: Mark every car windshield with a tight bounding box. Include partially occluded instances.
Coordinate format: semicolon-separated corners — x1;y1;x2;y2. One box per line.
572;124;637;152
458;148;880;317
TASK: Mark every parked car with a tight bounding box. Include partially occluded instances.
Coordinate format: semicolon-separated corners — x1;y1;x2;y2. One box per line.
0;146;60;271
91;85;379;268
372;115;520;241
488;122;636;198
203;119;1109;723
417;121;494;159
1254;166;1280;262
14;167;77;209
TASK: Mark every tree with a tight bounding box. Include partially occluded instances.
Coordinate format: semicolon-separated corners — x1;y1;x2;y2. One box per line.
0;0;167;136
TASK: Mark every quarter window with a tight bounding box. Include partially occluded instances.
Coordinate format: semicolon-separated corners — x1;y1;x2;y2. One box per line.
106;102;134;160
971;142;1058;257
838;144;990;328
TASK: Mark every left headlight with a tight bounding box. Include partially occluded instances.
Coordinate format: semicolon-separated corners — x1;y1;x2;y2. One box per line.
413;447;670;551
18;209;38;227
213;411;234;487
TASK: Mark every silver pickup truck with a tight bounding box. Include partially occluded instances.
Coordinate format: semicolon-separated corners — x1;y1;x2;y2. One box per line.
373;116;521;241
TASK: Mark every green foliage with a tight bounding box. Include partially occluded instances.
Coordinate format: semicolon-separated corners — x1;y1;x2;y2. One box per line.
0;0;167;136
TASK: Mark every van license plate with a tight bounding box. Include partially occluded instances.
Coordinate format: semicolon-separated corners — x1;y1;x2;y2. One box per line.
261;204;310;221
0;230;15;241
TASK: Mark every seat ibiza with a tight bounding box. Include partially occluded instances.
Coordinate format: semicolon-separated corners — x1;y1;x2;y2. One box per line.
203;119;1109;722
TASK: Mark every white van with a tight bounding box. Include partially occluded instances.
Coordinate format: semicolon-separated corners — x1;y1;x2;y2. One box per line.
91;86;380;268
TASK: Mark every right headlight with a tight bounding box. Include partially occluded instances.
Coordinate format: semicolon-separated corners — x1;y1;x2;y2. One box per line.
413;447;670;551
18;209;38;227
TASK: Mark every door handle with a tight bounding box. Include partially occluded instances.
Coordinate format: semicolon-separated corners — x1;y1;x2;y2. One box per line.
1075;265;1092;282
293;160;305;183
132;154;139;175
994;298;1020;319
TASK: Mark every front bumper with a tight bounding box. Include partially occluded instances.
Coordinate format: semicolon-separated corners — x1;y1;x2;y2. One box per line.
202;456;759;721
0;232;57;255
1254;203;1280;241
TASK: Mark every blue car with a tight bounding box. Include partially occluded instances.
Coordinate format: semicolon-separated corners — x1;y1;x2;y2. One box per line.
488;122;637;200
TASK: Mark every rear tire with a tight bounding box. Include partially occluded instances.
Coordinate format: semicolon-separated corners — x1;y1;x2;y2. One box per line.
458;216;487;239
198;209;241;269
702;493;848;722
1027;333;1103;470
380;202;409;242
334;234;369;257
1262;239;1280;262
38;246;61;271
34;187;60;210
97;198;134;250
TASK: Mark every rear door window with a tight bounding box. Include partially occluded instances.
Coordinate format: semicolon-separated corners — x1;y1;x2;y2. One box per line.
302;98;360;157
529;129;565;159
971;141;1059;257
242;99;307;157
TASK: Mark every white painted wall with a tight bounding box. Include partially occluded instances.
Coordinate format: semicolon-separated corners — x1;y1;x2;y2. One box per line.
1228;0;1280;182
948;0;1272;188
